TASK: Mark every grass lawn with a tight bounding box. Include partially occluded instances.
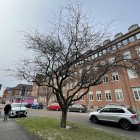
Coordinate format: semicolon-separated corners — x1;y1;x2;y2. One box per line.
16;117;133;140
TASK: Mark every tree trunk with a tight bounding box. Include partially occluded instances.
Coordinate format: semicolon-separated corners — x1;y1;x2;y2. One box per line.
60;109;67;128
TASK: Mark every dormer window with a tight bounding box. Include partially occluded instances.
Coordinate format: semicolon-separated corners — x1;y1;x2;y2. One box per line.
129;36;135;42
136;33;140;40
123;39;128;46
128;24;139;32
116;42;122;48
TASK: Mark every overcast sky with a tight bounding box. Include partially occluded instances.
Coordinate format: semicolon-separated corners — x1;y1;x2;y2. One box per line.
0;0;140;96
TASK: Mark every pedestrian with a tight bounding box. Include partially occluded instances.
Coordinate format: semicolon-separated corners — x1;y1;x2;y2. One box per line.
3;103;11;121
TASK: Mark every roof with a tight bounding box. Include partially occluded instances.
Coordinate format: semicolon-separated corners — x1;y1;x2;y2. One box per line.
13;84;32;90
6;95;36;99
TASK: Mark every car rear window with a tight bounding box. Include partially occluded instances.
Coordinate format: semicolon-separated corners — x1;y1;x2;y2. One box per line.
127;108;136;114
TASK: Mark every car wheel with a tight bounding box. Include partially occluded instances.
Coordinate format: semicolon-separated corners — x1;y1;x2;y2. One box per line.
56;108;59;111
119;119;132;130
79;109;82;113
90;115;98;124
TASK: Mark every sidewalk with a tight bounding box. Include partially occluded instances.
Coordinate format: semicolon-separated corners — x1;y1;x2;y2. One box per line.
0;116;39;140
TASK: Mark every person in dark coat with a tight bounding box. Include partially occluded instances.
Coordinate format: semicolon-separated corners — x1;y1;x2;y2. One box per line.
4;104;11;121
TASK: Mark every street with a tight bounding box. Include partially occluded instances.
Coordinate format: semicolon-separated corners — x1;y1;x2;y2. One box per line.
27;108;140;140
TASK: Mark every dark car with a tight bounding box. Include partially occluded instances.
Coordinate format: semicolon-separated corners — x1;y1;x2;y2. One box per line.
25;103;32;108
31;103;43;109
68;104;87;113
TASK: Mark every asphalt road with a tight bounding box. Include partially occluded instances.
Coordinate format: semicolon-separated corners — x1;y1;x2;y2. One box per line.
27;108;140;140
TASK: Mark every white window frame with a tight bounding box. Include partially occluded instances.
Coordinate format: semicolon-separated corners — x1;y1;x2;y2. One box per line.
127;69;138;79
112;72;119;81
136;33;140;40
109;57;115;64
88;92;94;101
95;53;98;58
115;89;124;101
96;91;102;101
103;49;106;54
103;74;109;83
123;51;132;60
136;47;140;57
132;87;140;101
80;93;84;101
105;90;112;101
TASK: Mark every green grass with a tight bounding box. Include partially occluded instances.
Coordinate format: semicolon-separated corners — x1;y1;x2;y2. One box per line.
16;117;133;140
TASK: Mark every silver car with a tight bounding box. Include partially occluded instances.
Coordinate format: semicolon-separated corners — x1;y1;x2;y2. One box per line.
89;104;140;130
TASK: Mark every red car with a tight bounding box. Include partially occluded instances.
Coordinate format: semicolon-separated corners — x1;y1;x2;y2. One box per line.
47;103;61;111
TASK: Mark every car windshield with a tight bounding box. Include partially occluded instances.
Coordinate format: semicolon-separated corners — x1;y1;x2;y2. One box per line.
127;108;136;114
11;104;25;107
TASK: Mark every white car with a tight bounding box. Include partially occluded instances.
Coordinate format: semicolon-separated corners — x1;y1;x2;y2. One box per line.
89;104;140;130
10;103;28;117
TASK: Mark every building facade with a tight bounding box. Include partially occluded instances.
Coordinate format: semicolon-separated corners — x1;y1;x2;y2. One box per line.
31;24;140;114
56;24;140;113
3;84;36;104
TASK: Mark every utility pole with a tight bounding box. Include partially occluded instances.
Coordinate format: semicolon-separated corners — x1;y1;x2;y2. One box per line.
18;85;26;118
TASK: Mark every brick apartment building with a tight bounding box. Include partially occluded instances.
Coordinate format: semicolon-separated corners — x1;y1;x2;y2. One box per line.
69;24;140;112
31;24;140;113
3;84;35;104
2;87;13;100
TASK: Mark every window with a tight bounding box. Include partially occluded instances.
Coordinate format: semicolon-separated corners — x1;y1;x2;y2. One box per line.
123;39;128;46
103;74;108;83
88;92;93;100
74;94;79;99
127;69;138;79
103;49;107;54
129;36;135;42
95;53;98;58
96;91;102;101
109;108;125;113
100;108;109;113
107;47;112;53
109;57;115;64
132;87;140;100
116;42;122;48
75;81;78;86
112;45;116;50
115;89;124;101
105;90;112;101
123;51;132;60
80;93;84;101
99;51;102;56
136;33;140;40
136;47;140;57
100;61;106;66
112;72;119;81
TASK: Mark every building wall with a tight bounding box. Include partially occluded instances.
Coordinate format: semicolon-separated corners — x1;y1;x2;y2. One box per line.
34;25;140;113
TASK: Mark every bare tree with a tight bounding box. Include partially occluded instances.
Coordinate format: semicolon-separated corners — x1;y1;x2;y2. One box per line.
15;3;140;128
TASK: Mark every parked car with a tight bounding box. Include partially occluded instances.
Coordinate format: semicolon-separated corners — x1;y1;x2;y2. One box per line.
68;104;87;113
0;107;2;115
10;103;28;117
31;103;43;109
89;104;140;130
47;103;61;111
25;103;32;108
